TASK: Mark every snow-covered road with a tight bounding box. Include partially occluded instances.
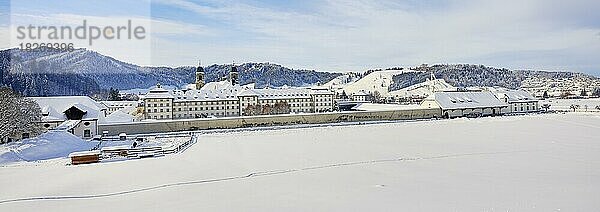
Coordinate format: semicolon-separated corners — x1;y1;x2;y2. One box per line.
0;113;599;211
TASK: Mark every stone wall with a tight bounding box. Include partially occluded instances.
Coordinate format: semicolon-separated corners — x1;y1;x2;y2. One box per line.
99;108;442;136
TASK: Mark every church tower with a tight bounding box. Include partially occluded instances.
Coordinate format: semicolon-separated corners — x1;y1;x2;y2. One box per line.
195;61;205;90
229;62;239;85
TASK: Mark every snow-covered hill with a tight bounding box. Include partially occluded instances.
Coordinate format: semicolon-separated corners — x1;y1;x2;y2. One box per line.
389;78;456;98
342;69;411;96
0;48;340;96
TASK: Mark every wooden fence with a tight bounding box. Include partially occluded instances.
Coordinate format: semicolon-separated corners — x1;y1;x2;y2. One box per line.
71;135;196;165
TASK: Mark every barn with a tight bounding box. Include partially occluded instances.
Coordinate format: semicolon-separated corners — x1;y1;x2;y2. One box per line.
421;91;508;118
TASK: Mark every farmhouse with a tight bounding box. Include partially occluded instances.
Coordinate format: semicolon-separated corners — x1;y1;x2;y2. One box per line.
421;91;508;118
29;96;108;139
351;90;370;102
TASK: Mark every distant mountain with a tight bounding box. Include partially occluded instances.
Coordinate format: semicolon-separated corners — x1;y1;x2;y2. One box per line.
0;47;341;96
388;64;598;91
2;47;595;97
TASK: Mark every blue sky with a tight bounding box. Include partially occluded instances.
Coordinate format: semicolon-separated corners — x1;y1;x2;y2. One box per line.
1;0;600;76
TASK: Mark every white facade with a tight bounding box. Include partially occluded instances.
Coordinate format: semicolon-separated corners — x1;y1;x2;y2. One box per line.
143;81;335;120
492;89;539;113
101;101;139;114
351;90;370;102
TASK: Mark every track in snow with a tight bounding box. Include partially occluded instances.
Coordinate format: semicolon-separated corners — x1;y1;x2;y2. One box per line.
0;150;526;205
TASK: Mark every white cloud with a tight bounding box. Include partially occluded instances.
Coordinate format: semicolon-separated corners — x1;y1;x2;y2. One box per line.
5;0;598;75
152;0;600;74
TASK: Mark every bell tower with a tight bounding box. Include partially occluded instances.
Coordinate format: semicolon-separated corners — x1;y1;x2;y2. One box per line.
229;61;239;85
195;61;205;90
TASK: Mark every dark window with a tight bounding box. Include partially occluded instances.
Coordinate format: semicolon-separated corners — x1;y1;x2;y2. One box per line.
83;129;91;138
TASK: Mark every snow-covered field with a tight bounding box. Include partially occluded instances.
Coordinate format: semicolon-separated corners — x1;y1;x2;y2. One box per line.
0;113;599;211
542;98;600;112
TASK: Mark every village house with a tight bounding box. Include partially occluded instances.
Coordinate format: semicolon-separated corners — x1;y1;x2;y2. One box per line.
29;96;108;139
351;90;370;102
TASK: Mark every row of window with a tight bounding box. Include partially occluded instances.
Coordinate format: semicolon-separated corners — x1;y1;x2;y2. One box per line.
146;99;170;102
314;98;332;102
290;103;311;108
174;111;238;118
176;106;240;111
173;101;237;106
259;98;311;103
148;97;333;107
149;103;170;107
148;108;171;113
148;106;243;114
514;105;536;111
153;115;170;119
315;103;332;107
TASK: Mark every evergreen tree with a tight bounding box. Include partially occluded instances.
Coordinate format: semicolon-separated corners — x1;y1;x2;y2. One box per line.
108;88;121;101
0;87;42;143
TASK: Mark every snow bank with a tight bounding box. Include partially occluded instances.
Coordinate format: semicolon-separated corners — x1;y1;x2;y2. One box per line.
0;131;94;164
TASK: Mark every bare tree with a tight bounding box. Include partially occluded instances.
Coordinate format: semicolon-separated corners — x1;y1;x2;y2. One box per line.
273;102;291;114
262;104;272;115
372;91;381;103
569;104;580;112
244;105;256;116
541;104;551;112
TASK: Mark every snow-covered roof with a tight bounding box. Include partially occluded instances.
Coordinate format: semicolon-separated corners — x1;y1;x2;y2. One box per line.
55;120;82;131
494;89;538;103
353;90;370;96
29;96;107;122
168;81;259;101
104;110;135;123
152;80;333;101
429;91;508;110
101;101;138;107
351;103;423;111
239;88;314;99
145;87;174;99
69;150;101;157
